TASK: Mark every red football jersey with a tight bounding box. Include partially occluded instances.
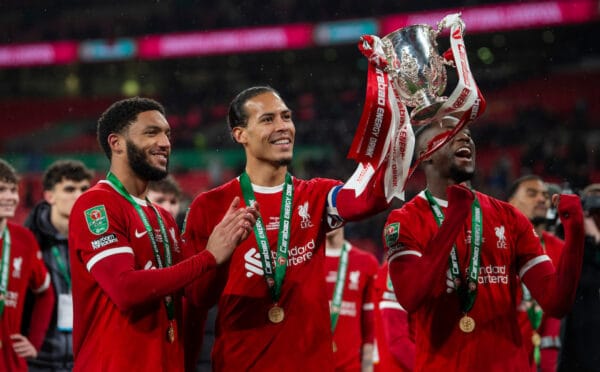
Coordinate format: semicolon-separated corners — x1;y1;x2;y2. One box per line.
69;181;186;371
373;262;414;372
325;244;378;370
184;176;341;370
517;231;564;371
384;191;548;371
0;222;50;372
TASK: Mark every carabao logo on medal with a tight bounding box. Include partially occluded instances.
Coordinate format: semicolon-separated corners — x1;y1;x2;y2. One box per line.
85;205;109;235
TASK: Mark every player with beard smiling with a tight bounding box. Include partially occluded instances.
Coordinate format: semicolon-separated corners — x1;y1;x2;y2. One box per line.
183;86;391;370
68;97;258;371
382;121;585;371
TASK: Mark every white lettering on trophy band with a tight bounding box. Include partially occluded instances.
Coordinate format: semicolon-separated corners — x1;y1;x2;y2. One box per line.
457;43;471;88
366;69;387;159
377;69;386;106
244;239;316;278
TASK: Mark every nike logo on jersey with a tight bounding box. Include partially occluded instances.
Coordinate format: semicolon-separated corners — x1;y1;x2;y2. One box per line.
135;229;147;238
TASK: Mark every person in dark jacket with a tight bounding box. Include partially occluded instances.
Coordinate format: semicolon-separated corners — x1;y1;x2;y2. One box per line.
23;159;93;371
558;183;600;372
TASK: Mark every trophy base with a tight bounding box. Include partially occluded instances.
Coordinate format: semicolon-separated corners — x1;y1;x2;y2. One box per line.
410;98;448;125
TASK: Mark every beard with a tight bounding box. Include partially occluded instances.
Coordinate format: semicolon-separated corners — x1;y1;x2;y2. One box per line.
127;140;168;181
449;164;474;184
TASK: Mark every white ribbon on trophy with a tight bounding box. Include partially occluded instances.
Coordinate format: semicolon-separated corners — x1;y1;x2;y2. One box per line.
346;13;486;202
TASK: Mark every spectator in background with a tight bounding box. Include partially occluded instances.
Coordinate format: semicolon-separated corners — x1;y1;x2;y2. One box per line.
373;261;415;372
508;175;564;372
382;121;584;370
67;97;258;370
183;86;390;370
0;158;54;371
23;159;93;371
147;175;183;224
558;183;600;371
325;227;377;371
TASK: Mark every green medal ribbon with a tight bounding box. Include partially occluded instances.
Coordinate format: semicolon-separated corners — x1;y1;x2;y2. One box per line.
522;237;545;365
51;246;71;292
106;172;174;321
330;242;350;333
424;189;482;314
0;227;11;316
239;172;293;303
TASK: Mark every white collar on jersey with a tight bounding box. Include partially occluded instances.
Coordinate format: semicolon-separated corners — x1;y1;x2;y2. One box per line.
325;241;351;257
417;190;448;207
100;180;148;206
235;176;285;194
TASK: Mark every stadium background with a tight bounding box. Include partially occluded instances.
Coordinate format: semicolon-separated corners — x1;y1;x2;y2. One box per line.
1;0;599;258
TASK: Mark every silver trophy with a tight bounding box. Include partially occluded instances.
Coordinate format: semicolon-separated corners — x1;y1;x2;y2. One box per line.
382;23;452;125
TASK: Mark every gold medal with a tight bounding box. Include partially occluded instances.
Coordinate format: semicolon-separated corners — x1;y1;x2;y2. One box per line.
459;315;475;333
531;331;541;347
332;341;337;352
167;322;175;343
268;305;285;323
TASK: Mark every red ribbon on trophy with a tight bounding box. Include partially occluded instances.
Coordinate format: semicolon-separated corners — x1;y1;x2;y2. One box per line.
346;13;486;201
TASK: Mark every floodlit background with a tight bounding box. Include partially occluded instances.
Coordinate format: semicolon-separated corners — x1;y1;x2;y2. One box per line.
1;0;598;257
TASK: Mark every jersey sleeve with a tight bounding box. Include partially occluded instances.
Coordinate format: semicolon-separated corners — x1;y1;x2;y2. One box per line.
330;162;390;224
382;206;424;263
361;252;379;345
70;189;135;273
182;192;228;307
26;230;50;294
511;208;550;278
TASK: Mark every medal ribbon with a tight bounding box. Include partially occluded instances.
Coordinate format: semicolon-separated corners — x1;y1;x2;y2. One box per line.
330;242;350;333
51;246;71;291
106;172;174;321
239;172;293;303
0;227;11;316
424;189;482;313
345;34;414;202
522;237;545;365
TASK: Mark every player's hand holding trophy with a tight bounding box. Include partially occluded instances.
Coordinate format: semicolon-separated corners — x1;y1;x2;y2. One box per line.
347;13;486;201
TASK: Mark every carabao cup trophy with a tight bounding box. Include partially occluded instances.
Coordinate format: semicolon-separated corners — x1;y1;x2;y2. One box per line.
381;13;483;126
381;24;449;124
347;13;485;201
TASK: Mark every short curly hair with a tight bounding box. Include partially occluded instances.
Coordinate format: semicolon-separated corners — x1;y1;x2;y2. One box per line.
42;159;94;191
97;97;166;159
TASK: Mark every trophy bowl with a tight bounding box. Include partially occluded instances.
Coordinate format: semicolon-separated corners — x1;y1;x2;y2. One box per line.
382;24;448;125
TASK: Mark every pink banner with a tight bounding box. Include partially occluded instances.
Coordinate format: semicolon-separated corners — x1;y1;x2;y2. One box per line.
381;0;599;35
139;24;314;59
0;41;78;67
